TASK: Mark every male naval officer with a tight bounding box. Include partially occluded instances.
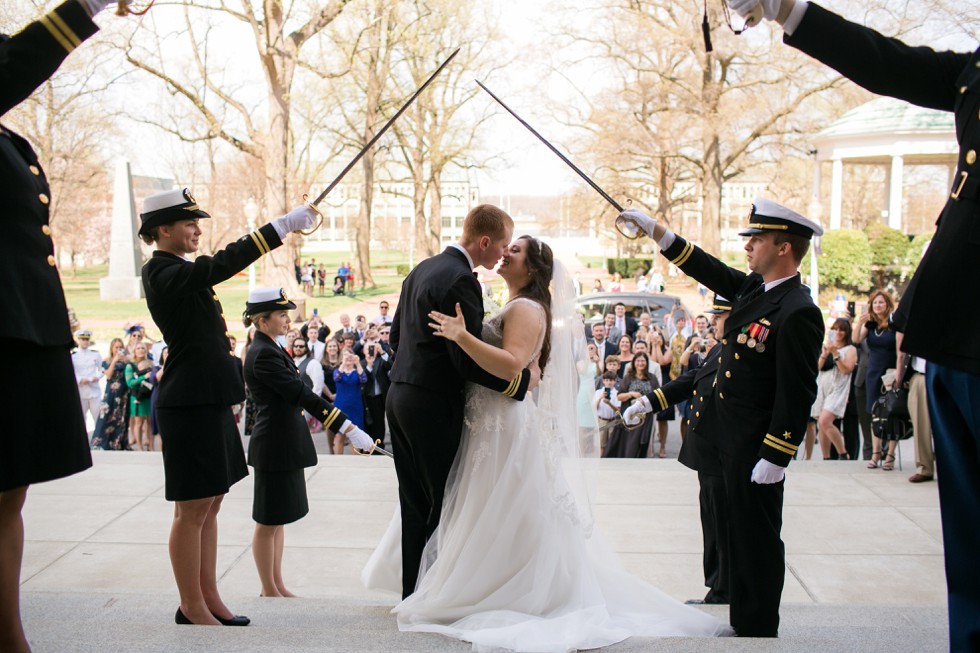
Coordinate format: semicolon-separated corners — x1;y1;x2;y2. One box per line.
617;199;823;638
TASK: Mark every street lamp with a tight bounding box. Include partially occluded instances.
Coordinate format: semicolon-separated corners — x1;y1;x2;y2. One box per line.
244;197;259;291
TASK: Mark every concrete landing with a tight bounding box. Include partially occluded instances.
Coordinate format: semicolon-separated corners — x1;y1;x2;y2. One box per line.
20;443;948;652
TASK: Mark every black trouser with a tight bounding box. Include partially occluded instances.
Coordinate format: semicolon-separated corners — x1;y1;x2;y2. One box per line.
699;471;730;602
722;453;785;638
854;382;874;460
386;382;464;599
364;392;386;445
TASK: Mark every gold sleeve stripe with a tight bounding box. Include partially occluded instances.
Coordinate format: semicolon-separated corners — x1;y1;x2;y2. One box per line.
502;375;519;398
765;434;798;451
653;388;668;411
40;15;74;53
249;232;269;255
671;242;695;267
255;229;271;254
324;407;341;429
764;438;796;456
47;11;82;48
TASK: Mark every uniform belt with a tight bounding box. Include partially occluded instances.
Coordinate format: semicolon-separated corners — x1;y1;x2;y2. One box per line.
950;170;980;202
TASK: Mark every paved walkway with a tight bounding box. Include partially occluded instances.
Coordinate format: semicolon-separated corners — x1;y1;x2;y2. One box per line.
19;437;948;652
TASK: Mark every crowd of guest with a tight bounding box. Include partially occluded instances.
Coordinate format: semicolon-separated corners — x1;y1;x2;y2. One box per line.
74;286;933;483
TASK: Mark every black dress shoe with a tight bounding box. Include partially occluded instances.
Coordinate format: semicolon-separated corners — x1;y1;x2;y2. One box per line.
175;608;193;625
685;594;729;605
211;612;250;626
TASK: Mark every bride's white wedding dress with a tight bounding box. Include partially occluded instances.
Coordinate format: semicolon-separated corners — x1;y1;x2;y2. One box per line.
363;297;732;652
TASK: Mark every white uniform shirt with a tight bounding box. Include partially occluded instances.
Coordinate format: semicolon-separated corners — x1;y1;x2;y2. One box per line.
72;348;104;399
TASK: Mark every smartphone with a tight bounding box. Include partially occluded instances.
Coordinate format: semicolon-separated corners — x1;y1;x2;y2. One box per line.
828;331;838;344
846;301;855;317
604;388;612;399
313;308;318;316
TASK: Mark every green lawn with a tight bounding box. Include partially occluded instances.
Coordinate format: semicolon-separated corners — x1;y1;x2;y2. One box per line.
65;250;408;345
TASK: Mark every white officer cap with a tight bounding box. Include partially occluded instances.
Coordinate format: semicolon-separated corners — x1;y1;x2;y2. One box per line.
739;198;824;238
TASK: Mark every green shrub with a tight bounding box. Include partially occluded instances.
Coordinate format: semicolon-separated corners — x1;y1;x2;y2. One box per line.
395;264;410;277
865;222;910;267
809;229;872;292
606;258;654;278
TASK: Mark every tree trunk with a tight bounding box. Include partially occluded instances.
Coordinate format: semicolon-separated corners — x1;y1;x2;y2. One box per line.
427;177;442;255
701;132;723;255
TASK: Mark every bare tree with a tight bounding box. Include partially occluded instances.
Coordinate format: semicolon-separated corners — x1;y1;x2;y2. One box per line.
120;0;352;293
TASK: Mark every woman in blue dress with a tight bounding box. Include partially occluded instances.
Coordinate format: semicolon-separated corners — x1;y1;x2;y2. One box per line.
853;290;899;470
91;338;131;450
332;349;367;430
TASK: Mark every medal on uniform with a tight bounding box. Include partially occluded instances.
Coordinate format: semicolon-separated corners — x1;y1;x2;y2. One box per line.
737;333;748;344
747;338;757;348
756;343;766;352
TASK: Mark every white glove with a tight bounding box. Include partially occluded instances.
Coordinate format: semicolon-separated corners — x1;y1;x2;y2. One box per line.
271;205;318;239
623;395;653;426
79;0;124;17
750;458;786;484
340;419;375;452
728;0;795;23
617;209;658;239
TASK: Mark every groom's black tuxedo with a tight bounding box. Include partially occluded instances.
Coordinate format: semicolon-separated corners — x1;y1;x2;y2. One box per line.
387;246;530;598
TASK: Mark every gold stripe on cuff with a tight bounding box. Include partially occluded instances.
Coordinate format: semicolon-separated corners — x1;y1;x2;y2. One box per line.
255;229;271;254
40;15;73;53
765;434;798;451
48;10;81;48
674;243;695;267
669;241;692;266
653;388;668;411
764;438;796;456
249;232;268;255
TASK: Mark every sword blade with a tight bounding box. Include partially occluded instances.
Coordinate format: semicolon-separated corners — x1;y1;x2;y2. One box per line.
373;445;395;459
311;47;461;207
475;80;624;213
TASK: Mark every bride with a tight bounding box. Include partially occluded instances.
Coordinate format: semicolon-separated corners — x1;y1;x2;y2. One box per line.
363;236;732;651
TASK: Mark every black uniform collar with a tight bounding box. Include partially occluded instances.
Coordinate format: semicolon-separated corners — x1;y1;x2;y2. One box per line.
725;274;802;334
152;250;188;262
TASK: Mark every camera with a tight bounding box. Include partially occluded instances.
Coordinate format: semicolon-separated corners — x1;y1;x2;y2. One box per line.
604;388;612;399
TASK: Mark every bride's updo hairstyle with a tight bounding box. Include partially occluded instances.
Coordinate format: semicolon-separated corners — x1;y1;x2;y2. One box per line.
515;235;553;373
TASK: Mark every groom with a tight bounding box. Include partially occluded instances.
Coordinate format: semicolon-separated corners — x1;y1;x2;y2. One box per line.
387;204;533;598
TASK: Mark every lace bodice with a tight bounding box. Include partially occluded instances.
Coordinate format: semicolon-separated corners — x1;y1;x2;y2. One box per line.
482;297;546;365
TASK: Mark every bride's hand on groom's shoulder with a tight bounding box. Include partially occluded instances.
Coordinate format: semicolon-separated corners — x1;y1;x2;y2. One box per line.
429;304;467;342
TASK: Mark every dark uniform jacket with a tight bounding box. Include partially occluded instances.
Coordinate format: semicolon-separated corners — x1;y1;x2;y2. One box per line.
389;246;530;400
142;223;282;408
786;3;980;374
245;331;348;472
661;237;823;467
0;1;97;347
648;343;723;475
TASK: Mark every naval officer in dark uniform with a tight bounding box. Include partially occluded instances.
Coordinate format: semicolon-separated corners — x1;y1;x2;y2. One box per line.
625;294;733;607
140;188;318;626
242;288;373;598
617;199;824;637
0;2;119;650
725;2;980;648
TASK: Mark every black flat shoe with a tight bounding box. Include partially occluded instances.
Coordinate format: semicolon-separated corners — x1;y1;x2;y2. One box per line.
175;608;193;625
211;612;250;626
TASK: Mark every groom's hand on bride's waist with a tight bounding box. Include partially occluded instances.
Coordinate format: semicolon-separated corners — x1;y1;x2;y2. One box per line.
528;358;542;392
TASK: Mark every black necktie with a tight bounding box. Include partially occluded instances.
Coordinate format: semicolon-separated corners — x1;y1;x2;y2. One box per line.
742;284;765;305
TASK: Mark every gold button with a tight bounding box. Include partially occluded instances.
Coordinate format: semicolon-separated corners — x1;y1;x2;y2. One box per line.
299;410;304;416
693;390;697;396
719;392;724;399
722;339;727;345
967;150;977;165
47;255;56;266
29;165;40;175
687;419;691;424
735;353;740;360
725;371;731;378
717;357;722;363
976;62;980;68
962;86;968;94
696;411;700;417
39;193;49;205
700;397;704;402
41;225;52;236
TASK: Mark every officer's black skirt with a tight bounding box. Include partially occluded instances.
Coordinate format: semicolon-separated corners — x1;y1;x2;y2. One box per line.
0;339;92;492
156;404;248;501
252;468;309;526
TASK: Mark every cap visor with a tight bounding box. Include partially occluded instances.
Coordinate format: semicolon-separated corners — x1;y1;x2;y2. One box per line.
738;228;766;237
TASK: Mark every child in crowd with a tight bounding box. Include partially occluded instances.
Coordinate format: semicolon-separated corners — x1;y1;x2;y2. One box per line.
594;371;622;457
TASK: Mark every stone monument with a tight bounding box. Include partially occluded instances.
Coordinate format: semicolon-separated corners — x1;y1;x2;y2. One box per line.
99;160;144;299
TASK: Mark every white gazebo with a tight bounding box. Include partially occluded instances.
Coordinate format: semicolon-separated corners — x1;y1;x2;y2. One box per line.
812;97;957;231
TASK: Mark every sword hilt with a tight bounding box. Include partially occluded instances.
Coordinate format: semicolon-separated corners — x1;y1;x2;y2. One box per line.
295;193;324;236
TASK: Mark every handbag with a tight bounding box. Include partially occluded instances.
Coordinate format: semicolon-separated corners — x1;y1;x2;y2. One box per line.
879;357;912;419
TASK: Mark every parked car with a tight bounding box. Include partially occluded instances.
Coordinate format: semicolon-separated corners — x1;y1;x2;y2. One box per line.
575;292;694;333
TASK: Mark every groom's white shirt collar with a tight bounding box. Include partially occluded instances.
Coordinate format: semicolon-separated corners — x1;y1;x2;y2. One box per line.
449;242;475;270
